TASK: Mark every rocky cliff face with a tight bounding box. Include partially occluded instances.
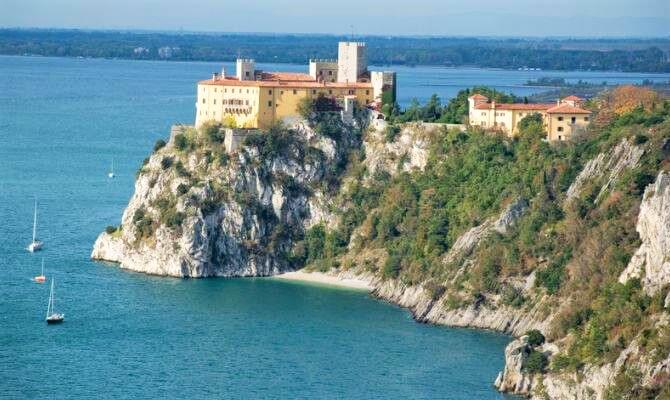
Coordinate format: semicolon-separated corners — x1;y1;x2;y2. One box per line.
92;120;360;277
619;171;670;297
565;137;645;203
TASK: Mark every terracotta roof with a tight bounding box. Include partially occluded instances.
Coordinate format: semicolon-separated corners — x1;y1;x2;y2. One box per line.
258;72;314;82
469;94;488;100
474;103;554;111
561;95;583;101
199;73;372;89
546;104;592;114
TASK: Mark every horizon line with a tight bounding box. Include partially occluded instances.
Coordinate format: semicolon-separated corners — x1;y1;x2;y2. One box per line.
2;26;670;41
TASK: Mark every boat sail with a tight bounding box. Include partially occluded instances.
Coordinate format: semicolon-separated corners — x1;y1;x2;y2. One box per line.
27;199;43;252
46;278;64;324
34;258;46;283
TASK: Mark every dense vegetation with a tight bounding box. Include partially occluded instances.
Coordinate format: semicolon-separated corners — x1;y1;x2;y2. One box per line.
2;29;669;72
384;87;521;124
300;86;670;395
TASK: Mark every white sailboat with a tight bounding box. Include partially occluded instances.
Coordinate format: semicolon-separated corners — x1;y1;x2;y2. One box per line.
27;199;43;252
34;258;46;283
108;158;115;179
46;278;64;324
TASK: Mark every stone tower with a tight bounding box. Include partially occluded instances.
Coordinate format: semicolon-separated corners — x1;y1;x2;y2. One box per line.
236;59;256;81
337;42;367;83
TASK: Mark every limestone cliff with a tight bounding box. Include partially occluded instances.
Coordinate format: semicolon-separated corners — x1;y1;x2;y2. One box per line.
619;171;670;297
92;119;361;277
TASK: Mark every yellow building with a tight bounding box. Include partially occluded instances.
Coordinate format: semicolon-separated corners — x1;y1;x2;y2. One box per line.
468;94;591;141
195;42;396;130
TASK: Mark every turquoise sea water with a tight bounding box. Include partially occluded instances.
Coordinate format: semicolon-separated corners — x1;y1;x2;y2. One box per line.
1;55;668;399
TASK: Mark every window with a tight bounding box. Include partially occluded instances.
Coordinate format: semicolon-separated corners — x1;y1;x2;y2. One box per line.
268;90;272;95
557;127;563;132
245;100;249;105
247;89;249;94
366;90;370;95
245;71;250;77
328;71;333;76
293;90;297;95
280;91;284;95
349;90;355;95
558;135;563;140
319;71;323;75
584;116;589;121
268;101;272;107
558;116;563;121
202;98;206;104
571;117;576;123
224;88;227;93
213;99;216;104
312;90;317;95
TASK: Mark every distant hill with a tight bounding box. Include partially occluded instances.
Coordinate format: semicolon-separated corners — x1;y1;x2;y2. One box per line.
1;29;669;72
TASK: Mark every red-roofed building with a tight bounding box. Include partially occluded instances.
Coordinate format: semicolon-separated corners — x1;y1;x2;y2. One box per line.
195;42;396;130
467;94;591;141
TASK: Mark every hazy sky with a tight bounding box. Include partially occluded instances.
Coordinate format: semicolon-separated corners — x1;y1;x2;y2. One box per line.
2;0;669;37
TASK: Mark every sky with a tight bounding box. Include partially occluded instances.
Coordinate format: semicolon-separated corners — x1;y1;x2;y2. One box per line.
2;0;669;37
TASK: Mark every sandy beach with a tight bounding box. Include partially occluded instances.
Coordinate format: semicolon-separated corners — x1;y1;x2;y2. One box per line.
274;270;373;291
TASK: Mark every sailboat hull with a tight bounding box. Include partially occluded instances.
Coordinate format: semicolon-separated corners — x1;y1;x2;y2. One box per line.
27;241;43;252
46;316;64;324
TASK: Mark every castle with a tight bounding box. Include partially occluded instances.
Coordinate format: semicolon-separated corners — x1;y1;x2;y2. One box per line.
195;42;396;129
468;94;592;141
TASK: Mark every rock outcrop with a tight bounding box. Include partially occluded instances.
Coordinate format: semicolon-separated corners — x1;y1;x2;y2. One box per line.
619;171;670;295
443;198;528;264
565;137;645;203
92;120;360;277
494;336;536;394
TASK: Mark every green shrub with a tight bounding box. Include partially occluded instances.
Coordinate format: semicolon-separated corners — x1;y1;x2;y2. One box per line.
384;125;401;142
166;211;186;228
522;350;548;373
160;156;173;170
105;225;117;234
174;161;190;177
174;134;189;151
304;224;326;264
204;124;225;143
132;208;154;238
382;254;402;279
218;152;230;166
502;285;525;307
153;139;166;152
176;183;189;195
526;330;546;347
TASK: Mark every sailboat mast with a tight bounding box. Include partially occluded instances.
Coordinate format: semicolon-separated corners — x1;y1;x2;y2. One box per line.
32;199;37;243
46;280;53;318
41;258;44;275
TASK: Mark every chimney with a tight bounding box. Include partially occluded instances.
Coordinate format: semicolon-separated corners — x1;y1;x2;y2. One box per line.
212;72;219;81
491;100;496;109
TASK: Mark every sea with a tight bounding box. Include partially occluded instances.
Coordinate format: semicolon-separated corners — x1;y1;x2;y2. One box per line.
1;55;668;399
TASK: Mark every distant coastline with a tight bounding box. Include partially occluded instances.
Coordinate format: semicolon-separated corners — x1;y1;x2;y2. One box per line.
2;28;669;73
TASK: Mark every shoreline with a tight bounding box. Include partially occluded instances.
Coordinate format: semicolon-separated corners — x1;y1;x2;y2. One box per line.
273;270;373;291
